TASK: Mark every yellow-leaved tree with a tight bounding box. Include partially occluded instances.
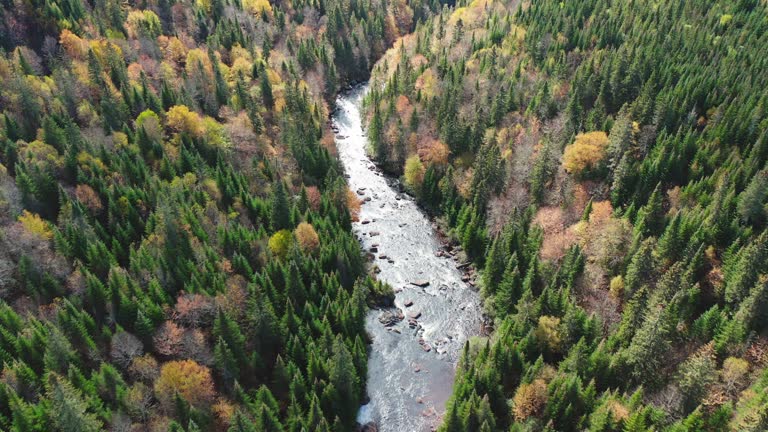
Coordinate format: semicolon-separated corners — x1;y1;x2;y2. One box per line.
18;211;53;240
268;229;293;259
243;0;273;16
166;105;204;138
562;131;609;177
154;360;215;411
404;155;425;193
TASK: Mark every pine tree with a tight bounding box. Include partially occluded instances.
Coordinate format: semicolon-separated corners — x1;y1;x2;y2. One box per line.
634;184;665;237
270;181;291;231
48;375;103;432
482;236;507;297
260;72;274;109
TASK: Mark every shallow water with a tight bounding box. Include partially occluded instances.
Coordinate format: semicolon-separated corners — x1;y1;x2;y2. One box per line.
332;85;484;432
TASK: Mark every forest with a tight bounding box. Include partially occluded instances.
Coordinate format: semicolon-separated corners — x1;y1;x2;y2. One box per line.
0;0;434;429
2;0;768;429
366;0;768;430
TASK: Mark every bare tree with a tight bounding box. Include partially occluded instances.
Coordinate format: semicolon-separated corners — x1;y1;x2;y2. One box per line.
111;331;144;369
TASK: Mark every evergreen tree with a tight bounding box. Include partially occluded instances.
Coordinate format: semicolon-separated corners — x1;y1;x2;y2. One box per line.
270;181;291;231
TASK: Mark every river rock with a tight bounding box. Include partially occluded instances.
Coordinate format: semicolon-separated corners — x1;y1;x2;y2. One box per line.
411;280;430;287
378;310;404;327
369;231;380;237
404;300;413;307
378;254;387;260
357;422;378;432
369;247;378;253
408;311;422;319
361;219;371;224
421;407;437;418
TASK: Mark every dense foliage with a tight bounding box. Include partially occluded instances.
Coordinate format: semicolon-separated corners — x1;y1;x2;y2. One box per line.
367;0;768;429
0;0;434;429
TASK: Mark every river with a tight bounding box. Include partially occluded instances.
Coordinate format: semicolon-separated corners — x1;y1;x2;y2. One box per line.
332;85;484;432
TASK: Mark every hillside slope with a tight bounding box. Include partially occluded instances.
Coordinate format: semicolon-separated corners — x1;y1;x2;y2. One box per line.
0;0;438;429
367;0;768;429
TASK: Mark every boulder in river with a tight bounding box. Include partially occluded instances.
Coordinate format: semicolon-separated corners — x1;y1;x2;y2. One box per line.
411;280;430;287
404;300;414;307
357;422;378;432
378;310;404;327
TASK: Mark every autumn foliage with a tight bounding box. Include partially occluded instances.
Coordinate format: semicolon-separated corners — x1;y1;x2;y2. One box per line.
562;131;609;176
154;360;215;411
166;105;205;138
512;379;548;421
294;222;320;254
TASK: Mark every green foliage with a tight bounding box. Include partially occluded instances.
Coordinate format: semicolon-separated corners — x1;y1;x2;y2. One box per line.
0;0;434;427
363;0;768;430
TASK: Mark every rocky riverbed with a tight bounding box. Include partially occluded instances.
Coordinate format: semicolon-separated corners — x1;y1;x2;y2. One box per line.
333;85;486;432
